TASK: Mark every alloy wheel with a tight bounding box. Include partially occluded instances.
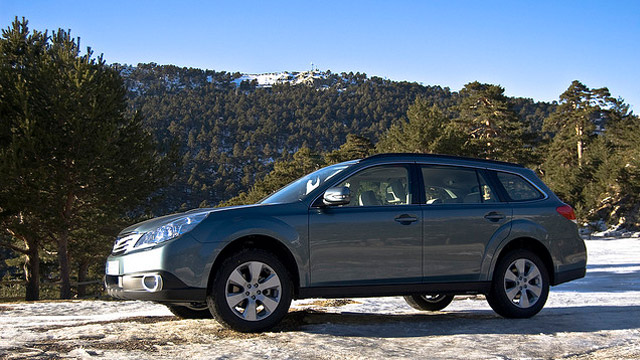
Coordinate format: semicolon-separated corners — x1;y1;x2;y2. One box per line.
503;258;543;309
225;261;282;321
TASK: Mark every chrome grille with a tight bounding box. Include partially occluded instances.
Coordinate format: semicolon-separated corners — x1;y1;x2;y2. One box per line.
112;233;143;255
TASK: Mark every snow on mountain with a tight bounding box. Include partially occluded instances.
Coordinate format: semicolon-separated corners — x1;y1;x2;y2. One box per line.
232;70;329;88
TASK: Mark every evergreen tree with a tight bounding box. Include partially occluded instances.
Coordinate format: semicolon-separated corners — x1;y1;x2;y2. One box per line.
325;134;374;164
376;98;464;155
0;18;169;299
0;17;50;300
221;147;325;206
543;80;613;167
453;82;531;163
541;81;615;209
589;102;640;227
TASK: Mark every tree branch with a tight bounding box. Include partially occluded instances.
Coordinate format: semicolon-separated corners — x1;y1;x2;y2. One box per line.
0;241;28;255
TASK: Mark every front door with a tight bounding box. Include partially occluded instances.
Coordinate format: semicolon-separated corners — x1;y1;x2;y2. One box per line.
308;164;422;286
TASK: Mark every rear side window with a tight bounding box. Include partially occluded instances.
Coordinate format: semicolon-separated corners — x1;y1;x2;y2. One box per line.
496;172;543;201
421;166;498;204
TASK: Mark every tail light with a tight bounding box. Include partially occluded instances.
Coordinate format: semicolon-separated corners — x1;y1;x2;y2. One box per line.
556;204;577;223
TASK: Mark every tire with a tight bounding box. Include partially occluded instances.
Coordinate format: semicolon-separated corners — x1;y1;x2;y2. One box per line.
207;249;292;332
404;294;455;311
486;249;549;318
166;303;212;319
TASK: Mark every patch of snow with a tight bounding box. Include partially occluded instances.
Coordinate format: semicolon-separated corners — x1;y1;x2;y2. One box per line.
1;237;639;359
589;225;640;238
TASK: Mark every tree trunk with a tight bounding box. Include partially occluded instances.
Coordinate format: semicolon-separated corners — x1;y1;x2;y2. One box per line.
57;231;72;299
24;236;40;301
77;260;89;298
576;124;584;167
58;191;75;299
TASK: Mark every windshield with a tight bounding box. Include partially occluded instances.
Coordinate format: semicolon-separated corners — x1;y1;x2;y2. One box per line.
260;162;354;204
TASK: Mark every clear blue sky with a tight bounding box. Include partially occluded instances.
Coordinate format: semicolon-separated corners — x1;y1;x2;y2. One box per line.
2;0;639;109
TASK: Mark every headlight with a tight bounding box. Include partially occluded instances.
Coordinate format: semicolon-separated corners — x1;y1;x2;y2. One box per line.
134;212;208;249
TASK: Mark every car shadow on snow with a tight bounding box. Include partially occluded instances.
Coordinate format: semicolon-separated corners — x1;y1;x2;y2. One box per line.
278;305;640;338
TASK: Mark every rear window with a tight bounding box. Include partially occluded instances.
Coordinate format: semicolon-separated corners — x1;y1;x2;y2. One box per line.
496;172;543;201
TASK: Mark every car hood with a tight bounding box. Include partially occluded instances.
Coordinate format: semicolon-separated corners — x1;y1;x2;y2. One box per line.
118;204;260;236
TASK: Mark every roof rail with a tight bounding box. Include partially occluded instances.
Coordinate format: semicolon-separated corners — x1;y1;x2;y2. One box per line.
362;153;525;168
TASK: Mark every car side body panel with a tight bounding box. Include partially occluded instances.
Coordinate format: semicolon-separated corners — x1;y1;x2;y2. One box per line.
190;202;310;288
308;204;423;286
422;203;513;282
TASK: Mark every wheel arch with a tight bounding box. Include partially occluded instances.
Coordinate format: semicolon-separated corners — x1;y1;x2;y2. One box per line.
489;237;555;285
206;235;301;298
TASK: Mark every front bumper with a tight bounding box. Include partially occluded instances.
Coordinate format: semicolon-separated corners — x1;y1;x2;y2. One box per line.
104;234;215;303
104;271;206;302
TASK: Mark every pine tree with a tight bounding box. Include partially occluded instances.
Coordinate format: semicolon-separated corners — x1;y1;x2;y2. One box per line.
325;134;374;164
376;98;464;155
590;102;640;228
543;80;613;167
0;17;50;300
453;82;531;163
0;18;170;299
220;147;325;206
541;81;616;209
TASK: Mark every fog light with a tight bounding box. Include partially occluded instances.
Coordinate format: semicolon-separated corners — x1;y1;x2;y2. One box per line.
142;274;163;292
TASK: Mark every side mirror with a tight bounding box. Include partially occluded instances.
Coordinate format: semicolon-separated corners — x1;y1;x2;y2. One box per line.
323;187;351;206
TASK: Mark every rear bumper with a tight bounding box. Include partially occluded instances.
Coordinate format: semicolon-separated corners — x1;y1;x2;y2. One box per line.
104;271;206;302
553;266;586;286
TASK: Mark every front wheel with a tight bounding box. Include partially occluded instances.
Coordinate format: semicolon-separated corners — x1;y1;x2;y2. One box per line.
404;294;454;311
207;249;292;332
486;249;549;318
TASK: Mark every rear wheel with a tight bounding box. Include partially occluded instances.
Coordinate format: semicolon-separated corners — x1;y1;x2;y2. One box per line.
404;294;454;311
166;303;212;319
486;249;549;318
207;249;292;332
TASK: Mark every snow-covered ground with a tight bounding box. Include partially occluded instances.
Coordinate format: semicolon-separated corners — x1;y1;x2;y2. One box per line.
1;236;639;359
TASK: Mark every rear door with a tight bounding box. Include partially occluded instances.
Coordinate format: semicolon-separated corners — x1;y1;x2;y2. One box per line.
419;165;512;282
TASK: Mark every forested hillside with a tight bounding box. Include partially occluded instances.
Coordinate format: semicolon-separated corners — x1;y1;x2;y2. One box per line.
119;63;554;212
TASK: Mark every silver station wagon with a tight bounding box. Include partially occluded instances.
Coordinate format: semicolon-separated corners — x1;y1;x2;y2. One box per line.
105;154;587;332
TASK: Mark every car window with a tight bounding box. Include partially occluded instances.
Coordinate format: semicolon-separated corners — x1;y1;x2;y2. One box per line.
496;172;543;201
421;166;498;204
336;165;410;206
260;163;353;204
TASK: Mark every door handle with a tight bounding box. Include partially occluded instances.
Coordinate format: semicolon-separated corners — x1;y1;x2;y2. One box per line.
484;212;506;222
395;214;418;224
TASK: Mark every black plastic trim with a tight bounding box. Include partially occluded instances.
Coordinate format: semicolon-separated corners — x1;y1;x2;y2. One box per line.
553;267;586;286
297;282;491;299
363;153;525;168
106;287;206;302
